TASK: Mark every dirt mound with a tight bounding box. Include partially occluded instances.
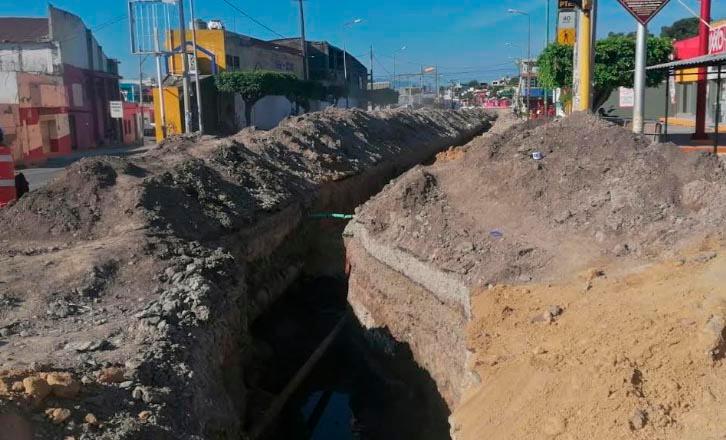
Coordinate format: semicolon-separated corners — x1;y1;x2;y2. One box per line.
0;108;494;439
357;112;726;286
0;157;149;244
345;112;726;439
454;248;726;440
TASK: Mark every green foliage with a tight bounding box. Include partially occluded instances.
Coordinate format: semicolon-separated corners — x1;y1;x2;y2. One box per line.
536;35;672;110
608;31;636;38
466;80;480;88
537;43;574;90
367;88;400;106
661;17;699;40
215;70;298;106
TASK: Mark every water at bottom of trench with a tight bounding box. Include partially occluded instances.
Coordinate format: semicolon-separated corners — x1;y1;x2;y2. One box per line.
251;276;451;440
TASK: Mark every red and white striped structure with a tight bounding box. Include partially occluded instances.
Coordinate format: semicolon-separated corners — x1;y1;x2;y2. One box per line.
0;145;16;207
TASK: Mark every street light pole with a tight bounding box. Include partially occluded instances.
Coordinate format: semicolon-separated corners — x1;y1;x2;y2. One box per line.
189;0;203;134
342;18;362;109
393;46;406;90
509;9;532;119
544;0;550;118
297;0;309;80
177;0;192;134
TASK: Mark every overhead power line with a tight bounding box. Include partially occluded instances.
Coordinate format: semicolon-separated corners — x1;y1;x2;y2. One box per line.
55;14;128;45
220;0;287;39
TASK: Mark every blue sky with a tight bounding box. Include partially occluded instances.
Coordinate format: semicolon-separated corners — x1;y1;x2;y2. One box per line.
2;0;726;85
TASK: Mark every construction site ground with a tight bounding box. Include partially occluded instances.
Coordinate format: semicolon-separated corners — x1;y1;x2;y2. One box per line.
345;112;726;439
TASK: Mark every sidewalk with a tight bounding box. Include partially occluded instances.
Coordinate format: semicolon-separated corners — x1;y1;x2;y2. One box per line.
19;140;154;189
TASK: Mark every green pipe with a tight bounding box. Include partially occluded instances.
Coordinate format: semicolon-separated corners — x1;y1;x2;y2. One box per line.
309;212;354;220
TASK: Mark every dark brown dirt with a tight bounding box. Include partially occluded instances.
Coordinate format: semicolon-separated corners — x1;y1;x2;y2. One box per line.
0;107;494;439
356;112;726;287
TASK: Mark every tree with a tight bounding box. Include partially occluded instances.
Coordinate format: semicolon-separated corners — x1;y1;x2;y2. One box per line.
466;80;480;88
661;17;699;40
537;35;672;111
537;43;574;90
215;70;298;126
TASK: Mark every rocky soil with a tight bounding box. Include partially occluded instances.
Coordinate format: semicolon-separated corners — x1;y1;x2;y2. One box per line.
345;112;726;438
0;107;494;439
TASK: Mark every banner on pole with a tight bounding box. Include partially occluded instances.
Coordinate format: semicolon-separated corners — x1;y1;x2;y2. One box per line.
615;0;672;25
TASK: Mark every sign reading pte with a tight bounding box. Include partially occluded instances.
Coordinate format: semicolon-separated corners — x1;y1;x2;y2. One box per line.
615;0;672;25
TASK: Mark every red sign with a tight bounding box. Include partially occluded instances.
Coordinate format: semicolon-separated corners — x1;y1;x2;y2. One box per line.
710;25;726;54
616;0;671;25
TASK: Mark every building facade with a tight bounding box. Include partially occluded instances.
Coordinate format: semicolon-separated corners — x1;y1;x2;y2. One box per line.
271;38;369;105
153;23;308;140
0;6;120;165
667;21;726;128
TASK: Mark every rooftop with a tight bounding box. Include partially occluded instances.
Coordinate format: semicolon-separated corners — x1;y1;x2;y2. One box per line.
0;17;49;43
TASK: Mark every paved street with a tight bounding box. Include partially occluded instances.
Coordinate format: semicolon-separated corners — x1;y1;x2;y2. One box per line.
18;141;154;190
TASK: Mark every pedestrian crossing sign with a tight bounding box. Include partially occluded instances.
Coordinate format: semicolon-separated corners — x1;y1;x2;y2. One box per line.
558;28;576;46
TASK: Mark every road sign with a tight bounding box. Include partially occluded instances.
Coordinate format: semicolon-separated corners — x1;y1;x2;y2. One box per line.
110;101;123;119
559;0;578;9
619;87;635;107
559;11;576;29
558;28;576;46
616;0;671;25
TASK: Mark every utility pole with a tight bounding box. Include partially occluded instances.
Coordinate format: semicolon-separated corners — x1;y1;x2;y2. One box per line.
694;0;711;140
138;56;144;144
370;45;374;90
177;0;192;134
633;22;647;134
435;65;439;103
544;0;551;118
189;0;203;134
297;0;309;80
153;26;166;138
369;45;373;110
574;1;593;112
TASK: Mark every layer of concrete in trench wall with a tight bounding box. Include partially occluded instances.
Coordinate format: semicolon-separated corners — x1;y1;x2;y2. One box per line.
341;112;519;416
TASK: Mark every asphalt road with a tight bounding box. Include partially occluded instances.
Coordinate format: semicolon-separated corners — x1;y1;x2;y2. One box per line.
18;141;153;190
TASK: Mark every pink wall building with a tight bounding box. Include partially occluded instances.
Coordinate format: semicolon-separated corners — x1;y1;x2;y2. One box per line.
0;6;121;165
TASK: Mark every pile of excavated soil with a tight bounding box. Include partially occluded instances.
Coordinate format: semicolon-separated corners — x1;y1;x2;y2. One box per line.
346;112;726;439
0;107;493;439
453;244;726;440
356;112;726;287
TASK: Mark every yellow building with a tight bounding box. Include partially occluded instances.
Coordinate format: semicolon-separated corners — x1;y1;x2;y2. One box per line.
153;22;304;141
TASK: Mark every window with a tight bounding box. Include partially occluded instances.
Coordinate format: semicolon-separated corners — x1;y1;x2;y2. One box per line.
226;55;241;71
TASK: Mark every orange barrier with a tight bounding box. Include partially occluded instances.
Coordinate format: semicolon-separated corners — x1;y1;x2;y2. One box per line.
0;145;16;207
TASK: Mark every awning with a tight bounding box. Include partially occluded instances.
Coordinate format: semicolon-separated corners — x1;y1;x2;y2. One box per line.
647;52;726;71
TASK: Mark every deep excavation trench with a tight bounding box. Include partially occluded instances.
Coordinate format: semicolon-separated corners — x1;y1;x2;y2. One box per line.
238;121;494;439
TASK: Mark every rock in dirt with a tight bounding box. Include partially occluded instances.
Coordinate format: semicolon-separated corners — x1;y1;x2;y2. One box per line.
629;409;647;430
46;372;81;399
701;315;726;360
138;410;152;423
97;366;126;384
23;376;51;402
84;413;99;426
45;407;72;424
